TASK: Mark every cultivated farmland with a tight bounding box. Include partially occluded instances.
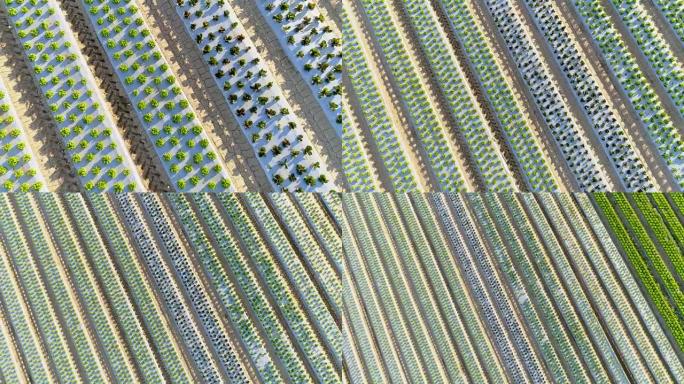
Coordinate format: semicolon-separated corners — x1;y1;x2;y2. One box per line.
0;192;341;383
343;192;684;383
343;0;684;192
0;0;342;192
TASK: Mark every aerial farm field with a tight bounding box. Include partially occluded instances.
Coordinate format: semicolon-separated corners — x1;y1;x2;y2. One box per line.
343;192;684;383
0;192;341;383
0;0;342;192
342;0;684;192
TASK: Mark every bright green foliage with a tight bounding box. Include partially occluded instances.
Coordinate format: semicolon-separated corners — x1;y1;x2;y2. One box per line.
593;193;684;348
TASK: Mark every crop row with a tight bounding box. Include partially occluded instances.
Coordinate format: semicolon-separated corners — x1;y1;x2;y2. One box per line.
191;194;311;383
140;194;249;382
402;0;514;190
341;8;416;191
174;0;331;191
340;103;375;191
451;193;546;381
219;193;337;382
593;193;684;349
533;193;655;379
167;194;283;383
257;0;342;131
65;193;166;383
484;0;608;191
88;194;192;382
440;0;557;191
375;193;471;382
36;194;138;382
0;80;45;191
432;193;528;382
291;193;342;272
553;193;677;379
342;195;427;382
83;0;233;191
0;197;56;383
608;0;684;115
344;192;684;383
358;0;467;190
487;194;593;381
115;193;223;382
575;194;684;378
524;0;653;191
573;0;684;188
0;192;342;383
652;0;684;43
4;0;144;191
1;195;89;382
468;194;568;382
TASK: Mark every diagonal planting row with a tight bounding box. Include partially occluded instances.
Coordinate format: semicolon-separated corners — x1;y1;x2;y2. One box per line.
136;193;249;382
0;196;59;383
573;0;684;188
395;193;497;382
523;0;654;191
342;194;429;382
651;0;684;44
81;0;233;191
9;194;104;383
483;0;609;191
0;192;342;384
438;0;557;191
34;194;140;382
115;192;230;382
257;0;343;132
399;0;515;191
373;193;470;383
0;79;46;191
344;192;684;383
467;193;569;382
4;0;349;191
173;0;332;191
341;7;417;191
540;194;647;379
593;192;684;350
340;102;375;191
356;0;467;191
480;193;592;382
0;285;26;383
218;193;339;383
607;0;684;115
88;193;193;383
168;193;285;383
63;193;166;383
3;0;145;191
345;0;684;192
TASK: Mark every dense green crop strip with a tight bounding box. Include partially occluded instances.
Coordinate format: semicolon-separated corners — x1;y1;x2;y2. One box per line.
650;194;684;255
593;194;684;348
631;194;684;283
611;194;684;318
666;194;684;251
